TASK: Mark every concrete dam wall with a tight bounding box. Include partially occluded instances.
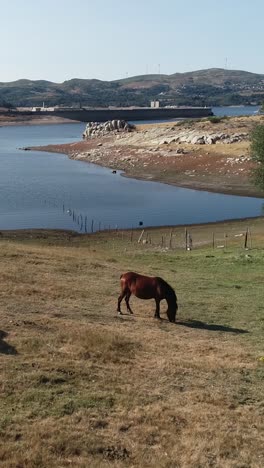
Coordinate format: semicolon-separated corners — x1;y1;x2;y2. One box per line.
52;107;213;122
2;107;213;123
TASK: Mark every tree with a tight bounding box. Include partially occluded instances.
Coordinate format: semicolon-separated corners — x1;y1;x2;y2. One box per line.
250;124;264;189
0;100;15;109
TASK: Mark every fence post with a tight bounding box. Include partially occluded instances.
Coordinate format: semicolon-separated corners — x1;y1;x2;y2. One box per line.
187;231;193;251
185;228;188;251
212;232;215;249
79;214;83;231
91;219;94;233
138;229;145;243
244;228;248;249
249;228;252;249
169;229;173;249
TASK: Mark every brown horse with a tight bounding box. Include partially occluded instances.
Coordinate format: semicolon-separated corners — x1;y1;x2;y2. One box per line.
117;272;178;323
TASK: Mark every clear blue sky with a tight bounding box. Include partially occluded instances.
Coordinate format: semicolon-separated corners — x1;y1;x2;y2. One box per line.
1;0;263;82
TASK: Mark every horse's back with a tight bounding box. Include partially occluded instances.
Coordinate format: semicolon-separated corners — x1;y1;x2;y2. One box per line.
120;272;160;299
120;272;140;281
120;272;155;286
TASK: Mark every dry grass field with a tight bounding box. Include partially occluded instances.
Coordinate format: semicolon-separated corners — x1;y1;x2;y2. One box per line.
0;220;264;467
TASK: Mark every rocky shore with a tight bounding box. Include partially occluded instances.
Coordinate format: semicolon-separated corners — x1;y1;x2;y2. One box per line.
82;119;134;138
31;115;264;198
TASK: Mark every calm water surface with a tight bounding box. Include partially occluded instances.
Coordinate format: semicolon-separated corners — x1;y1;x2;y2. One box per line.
0;116;263;233
212;105;260;117
130;105;261;125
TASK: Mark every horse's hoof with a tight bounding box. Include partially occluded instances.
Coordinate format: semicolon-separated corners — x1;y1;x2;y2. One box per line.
117;311;123;315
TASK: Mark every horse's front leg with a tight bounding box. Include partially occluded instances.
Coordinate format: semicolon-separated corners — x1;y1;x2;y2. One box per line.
154;298;161;319
125;292;133;314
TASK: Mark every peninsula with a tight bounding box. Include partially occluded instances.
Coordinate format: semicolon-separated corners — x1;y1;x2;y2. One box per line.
32;114;264;198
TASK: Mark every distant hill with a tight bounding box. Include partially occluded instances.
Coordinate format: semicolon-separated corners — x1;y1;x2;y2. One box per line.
1;68;264;108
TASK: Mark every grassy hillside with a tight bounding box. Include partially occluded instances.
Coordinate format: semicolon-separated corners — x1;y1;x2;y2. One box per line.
1;68;264;108
117;68;264;86
169;68;264;85
0;219;264;467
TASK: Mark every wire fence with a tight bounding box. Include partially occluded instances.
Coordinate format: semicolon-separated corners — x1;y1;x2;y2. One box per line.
110;225;258;251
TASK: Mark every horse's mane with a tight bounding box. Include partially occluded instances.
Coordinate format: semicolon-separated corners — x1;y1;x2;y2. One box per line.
155;277;177;301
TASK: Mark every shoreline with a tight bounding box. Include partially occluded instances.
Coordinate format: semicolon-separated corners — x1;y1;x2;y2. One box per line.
119;169;264;199
27;114;264;199
30;139;264;199
0;116;79;127
0;215;264;238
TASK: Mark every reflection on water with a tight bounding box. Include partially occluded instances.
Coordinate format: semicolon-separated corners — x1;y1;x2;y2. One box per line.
62;204;104;233
45;199;134;233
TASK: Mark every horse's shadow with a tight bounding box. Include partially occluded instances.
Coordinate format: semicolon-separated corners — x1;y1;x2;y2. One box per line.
0;330;18;355
177;320;249;334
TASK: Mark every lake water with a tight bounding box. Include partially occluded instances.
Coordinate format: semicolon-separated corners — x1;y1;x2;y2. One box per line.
212;105;260;117
0;110;263;233
130;105;261;125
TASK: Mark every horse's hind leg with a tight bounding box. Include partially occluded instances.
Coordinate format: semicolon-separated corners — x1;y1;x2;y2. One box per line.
117;291;126;313
125;292;133;314
154;298;161;319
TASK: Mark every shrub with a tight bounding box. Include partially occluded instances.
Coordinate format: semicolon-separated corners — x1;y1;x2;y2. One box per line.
205;116;229;124
250;124;264;189
176;118;197;127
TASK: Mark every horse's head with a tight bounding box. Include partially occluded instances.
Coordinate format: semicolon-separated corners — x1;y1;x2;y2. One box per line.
167;288;178;323
167;304;177;323
167;295;178;323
